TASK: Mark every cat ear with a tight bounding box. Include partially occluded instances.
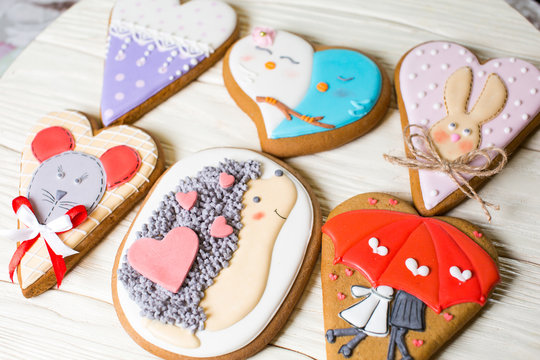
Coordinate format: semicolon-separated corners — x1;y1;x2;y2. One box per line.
31;126;75;162
100;145;141;189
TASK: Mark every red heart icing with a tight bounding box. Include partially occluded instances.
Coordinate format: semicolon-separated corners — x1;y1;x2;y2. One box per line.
389;199;399;206
443;312;454;321
219;172;235;188
175;191;198;210
345;268;354;276
337;292;346;300
368;198;378;205
100;145;141;189
31;126;75;162
127;227;199;293
210;216;233;238
329;273;338;281
473;231;483;238
413;339;424;347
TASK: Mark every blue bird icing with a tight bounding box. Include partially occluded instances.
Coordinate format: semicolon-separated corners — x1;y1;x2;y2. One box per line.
270;49;382;139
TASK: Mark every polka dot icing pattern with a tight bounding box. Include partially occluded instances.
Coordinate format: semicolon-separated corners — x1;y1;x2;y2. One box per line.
399;41;540;210
101;0;237;126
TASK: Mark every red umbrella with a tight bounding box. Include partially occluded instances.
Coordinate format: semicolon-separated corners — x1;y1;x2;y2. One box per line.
322;209;499;313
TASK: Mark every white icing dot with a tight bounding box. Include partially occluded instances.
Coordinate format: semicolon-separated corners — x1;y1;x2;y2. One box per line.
124;37;131;44
466;57;473;63
430;189;439;197
514;100;522;106
494;62;501;68
504;127;512;134
430;49;438;55
443;43;450;50
147;44;155;51
410;103;418;110
136;57;146;67
459;49;466;55
144;51;150;56
433;102;442;110
136;80;145;88
531;88;538;95
415;49;424;56
103;109;114;118
441;63;449;70
183;64;190;71
487;142;494;147
162;62;168;68
168;75;174;81
484;128;492;135
171;50;178;57
114;92;125;101
420;118;429;125
409;73;417;80
510;57;516;63
421;64;430;70
502;113;510;120
522;114;529;120
166;56;173;62
521;67;528;73
418;91;426;98
190;58;198;66
429;83;437;90
478;71;485;77
158;66;167;74
175;70;182;76
508;77;516;83
121;44;127;50
115;73;125;81
115;52;125;61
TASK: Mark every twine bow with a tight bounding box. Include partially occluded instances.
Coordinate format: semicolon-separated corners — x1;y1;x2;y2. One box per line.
384;125;508;222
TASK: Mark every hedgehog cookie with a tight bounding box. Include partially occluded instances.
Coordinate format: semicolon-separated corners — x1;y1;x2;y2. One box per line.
321;193;500;360
3;111;164;298
101;0;238;126
223;27;391;158
112;148;321;359
394;41;540;217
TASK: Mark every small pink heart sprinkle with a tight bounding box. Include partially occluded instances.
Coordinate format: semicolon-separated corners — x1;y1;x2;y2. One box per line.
219;172;235;188
413;339;424;347
328;273;338;281
210;216;233;238
175;191;197;210
337;292;346;300
368;198;378;205
473;231;483;238
443;313;454;321
389;199;398;205
345;268;354;276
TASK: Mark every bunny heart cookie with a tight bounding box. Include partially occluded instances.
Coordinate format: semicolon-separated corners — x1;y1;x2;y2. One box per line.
7;111;163;297
101;0;238;126
321;193;499;360
394;41;540;217
112;148;321;359
224;28;391;158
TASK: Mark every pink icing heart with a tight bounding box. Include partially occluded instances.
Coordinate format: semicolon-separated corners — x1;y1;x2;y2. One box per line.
210;216;233;238
443;312;454;321
219;172;235;188
175;191;197;210
345;268;354;276
413;339;424;347
388;198;398;206
473;230;483;238
127;227;199;293
328;273;338;281
337;292;346;300
399;41;540;211
368;198;378;205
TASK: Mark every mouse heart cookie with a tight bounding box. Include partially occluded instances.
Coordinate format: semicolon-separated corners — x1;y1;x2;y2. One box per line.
8;111;163;298
101;0;238;126
112;148;321;359
223;27;391;158
395;41;540;217
321;193;500;360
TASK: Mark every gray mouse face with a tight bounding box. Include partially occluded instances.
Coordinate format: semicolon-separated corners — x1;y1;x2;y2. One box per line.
27;151;107;223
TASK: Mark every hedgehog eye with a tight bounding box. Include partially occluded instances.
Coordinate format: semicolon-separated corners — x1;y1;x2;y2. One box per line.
462;128;472;136
253;196;261;203
448;122;457;130
274;169;283;177
57;165;65;179
74;173;88;185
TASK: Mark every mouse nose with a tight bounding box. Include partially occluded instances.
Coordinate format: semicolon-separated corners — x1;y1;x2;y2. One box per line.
265;61;276;70
56;190;67;200
450;133;461;142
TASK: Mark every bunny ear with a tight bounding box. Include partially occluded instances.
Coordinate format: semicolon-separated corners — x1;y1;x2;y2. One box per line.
100;145;141;189
444;66;473;116
469;73;507;125
31;126;75;162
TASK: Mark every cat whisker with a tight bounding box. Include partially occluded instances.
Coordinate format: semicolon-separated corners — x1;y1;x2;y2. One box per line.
42;188;55;199
42;191;55;202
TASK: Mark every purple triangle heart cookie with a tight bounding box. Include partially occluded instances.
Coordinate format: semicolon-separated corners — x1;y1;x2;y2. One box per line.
101;0;238;126
395;41;540;217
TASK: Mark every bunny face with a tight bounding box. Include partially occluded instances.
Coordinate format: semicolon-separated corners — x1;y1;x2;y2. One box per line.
429;67;507;161
28;152;106;223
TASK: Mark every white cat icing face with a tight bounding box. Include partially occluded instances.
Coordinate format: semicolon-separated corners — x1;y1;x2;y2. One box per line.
228;28;314;133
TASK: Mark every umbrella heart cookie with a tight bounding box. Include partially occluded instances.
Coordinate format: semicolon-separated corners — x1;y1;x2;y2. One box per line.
112;148;321;359
101;0;238;126
223;27;391;157
321;193;500;360
391;41;540;218
4;111;163;298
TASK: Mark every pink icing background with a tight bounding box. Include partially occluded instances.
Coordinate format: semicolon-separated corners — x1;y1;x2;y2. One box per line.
399;41;540;210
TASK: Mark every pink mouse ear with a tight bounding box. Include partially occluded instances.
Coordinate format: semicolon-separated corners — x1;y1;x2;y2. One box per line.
100;145;141;189
31;126;75;162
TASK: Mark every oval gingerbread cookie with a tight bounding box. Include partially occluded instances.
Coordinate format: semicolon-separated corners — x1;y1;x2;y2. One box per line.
112;148;322;359
223;27;391;158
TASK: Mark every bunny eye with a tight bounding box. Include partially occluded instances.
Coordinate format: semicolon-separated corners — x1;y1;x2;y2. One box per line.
57;165;65;179
462;128;472;136
448;122;457;130
253;196;261;203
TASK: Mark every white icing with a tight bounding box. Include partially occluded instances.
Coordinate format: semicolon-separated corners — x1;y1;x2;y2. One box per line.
405;258;429;277
114;148;314;357
228;30;314;135
368;237;388;256
449;266;472;282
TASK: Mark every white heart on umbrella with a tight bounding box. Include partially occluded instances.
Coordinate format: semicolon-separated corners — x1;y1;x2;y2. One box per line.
368;237;388;256
449;266;472;283
405;258;430;277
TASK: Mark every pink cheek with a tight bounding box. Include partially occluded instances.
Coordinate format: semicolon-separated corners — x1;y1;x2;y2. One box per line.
285;70;298;78
252;211;265;220
459;140;474;153
241;55;254;62
433;130;450;144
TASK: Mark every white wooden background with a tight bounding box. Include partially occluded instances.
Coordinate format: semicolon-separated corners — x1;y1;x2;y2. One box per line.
0;1;539;359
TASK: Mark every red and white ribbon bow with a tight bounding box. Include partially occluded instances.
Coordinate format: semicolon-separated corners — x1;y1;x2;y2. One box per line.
2;196;87;287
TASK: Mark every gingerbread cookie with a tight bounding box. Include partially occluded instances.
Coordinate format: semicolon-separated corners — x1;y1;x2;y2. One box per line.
392;41;540;218
321;193;500;360
223;27;391;158
4;111;164;298
112;148;321;359
101;0;238;126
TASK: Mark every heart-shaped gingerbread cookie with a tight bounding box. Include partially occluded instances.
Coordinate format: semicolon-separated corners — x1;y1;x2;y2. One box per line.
395;41;540;216
321;193;499;360
224;27;391;158
15;111;163;297
101;0;238;126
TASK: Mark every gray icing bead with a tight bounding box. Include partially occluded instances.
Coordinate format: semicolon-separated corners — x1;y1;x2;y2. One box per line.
118;158;261;330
